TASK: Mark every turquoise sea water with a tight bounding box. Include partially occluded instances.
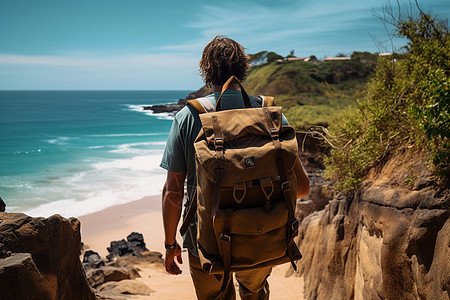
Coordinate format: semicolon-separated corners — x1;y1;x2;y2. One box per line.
0;90;190;217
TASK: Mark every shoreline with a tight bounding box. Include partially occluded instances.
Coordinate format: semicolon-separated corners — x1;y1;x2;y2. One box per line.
78;195;304;299
78;195;161;237
78;194;193;277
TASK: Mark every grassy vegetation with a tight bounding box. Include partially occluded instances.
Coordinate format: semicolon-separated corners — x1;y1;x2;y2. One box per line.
243;56;377;130
241;9;449;192
324;13;449;191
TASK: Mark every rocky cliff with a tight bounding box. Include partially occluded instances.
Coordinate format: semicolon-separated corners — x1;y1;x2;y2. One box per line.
296;148;449;299
0;213;96;300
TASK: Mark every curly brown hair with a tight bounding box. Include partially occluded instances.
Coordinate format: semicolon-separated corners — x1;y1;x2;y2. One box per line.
199;36;249;87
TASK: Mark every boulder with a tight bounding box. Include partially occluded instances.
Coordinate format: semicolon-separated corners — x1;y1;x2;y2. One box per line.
86;265;140;288
106;232;149;260
115;250;164;267
0;197;5;212
97;279;155;298
0;212;95;300
83;250;105;269
0;253;49;300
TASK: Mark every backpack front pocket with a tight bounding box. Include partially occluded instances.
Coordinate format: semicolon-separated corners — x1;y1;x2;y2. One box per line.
213;201;289;269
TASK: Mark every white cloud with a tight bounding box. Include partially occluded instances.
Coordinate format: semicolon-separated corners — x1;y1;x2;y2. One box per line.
159;42;205;52
0;52;197;68
0;54;97;66
170;0;397;56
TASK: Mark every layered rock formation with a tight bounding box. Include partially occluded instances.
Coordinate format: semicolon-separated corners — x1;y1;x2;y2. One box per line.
296;148;449;299
0;213;95;300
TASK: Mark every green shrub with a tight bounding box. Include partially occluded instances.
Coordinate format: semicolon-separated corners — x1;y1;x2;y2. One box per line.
325;13;450;191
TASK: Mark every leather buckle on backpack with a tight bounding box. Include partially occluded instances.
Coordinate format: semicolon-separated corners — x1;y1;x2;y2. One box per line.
281;181;290;190
220;233;231;242
214;138;224;151
291;218;299;238
291;218;299;231
269;128;279;140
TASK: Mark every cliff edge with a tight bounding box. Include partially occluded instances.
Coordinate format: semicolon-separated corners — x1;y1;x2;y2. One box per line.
296;147;449;299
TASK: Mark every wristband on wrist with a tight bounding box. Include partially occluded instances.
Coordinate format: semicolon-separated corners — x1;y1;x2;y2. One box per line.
164;241;177;250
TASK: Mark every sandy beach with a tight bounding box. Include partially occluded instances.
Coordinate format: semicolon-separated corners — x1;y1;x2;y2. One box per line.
78;195;305;299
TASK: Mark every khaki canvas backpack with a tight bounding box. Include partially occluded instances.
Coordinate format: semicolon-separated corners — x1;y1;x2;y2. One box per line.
180;75;301;290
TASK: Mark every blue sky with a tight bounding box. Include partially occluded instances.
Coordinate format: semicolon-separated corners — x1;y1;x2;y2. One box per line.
0;0;448;90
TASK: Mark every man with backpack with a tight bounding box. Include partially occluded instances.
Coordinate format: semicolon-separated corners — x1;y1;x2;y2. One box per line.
160;36;310;299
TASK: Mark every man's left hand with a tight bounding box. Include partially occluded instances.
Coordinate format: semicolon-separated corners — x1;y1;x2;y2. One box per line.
165;242;183;275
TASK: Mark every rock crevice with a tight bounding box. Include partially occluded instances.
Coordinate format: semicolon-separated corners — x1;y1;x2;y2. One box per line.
0;213;96;300
296;150;449;300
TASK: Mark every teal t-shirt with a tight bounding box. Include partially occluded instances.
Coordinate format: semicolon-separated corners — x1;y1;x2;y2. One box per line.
160;90;288;256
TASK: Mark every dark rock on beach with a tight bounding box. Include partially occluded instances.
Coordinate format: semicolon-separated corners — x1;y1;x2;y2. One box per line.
83;232;163;299
83;250;105;269
0;213;96;300
86;265;140;288
106;232;149;260
0;197;5;212
96;280;155;299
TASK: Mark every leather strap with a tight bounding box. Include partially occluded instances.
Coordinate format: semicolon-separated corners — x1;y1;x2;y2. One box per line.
187;97;215;114
212;167;225;219
220;233;231;292
262;107;295;219
287;241;297;271
179;189;197;236
219;209;233;292
211;115;224;160
196;97;215;113
260;95;275;107
216;75;251;111
211;114;225;219
187;99;206;114
263;107;298;270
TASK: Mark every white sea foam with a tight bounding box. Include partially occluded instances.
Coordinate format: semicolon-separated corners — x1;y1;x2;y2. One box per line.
91;154;162;171
18;151;166;218
109;141;166;155
126;104;175;120
127;104;147;112
88;133;165;138
45;136;78;145
154;112;175;120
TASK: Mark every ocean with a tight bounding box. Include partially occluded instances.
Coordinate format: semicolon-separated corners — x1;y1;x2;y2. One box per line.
0;90;191;217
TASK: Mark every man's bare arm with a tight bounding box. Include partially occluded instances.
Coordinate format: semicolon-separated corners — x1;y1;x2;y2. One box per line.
162;170;186;275
294;156;310;198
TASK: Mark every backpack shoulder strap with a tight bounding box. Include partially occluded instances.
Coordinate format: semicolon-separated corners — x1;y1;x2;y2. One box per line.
180;189;197;236
187;97;215;114
259;95;275;107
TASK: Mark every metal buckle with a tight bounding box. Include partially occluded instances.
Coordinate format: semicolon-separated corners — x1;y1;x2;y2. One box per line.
220;233;231;242
291;219;299;230
269;128;279;140
281;181;290;190
214;138;224;151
